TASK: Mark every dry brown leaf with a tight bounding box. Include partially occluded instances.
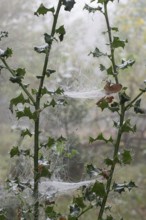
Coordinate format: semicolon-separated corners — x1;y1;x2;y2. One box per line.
104;81;122;95
96;95;114;105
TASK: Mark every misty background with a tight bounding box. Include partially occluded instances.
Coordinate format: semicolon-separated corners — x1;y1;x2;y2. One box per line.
0;0;146;219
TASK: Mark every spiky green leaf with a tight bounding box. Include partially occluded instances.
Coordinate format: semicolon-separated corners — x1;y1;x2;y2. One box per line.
63;0;76;12
21;129;32;137
134;99;145;114
112;37;128;49
0;47;12;58
16;107;36;120
121;119;136;133
10;146;20;157
34;4;55;16
122;150;132;165
92;181;106;197
89;133;113;143
10;93;30;113
89;47;107;58
117;59;135;69
56;25;66;41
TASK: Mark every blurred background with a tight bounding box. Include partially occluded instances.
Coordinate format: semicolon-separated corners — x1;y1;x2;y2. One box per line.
0;0;146;219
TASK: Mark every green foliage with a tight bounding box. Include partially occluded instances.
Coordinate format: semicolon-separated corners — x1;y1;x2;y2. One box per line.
112;37;128;49
63;0;76;12
92;181;106;197
134;99;145;114
121;119;136;133
119;91;130;104
21;128;32;137
112;181;137;194
0;48;13;58
0;208;6;220
83;4;102;13
89;133;113;144
1;0;146;220
56;25;66;41
0;31;8;41
10;146;20;157
34;44;48;54
10;93;30;113
10;146;31;158
34;3;55;16
86;164;99;177
89;47;108;58
16;107;37;120
122;150;132;165
117;59;135;70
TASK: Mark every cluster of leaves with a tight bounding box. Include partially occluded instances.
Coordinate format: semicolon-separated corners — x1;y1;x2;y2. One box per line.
0;208;6;220
0;31;8;41
0;0;76;219
0;0;146;219
66;1;146;220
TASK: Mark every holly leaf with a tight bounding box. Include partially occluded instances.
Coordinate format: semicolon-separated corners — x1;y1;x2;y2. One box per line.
92;181;106;197
0;47;13;58
104;156;121;166
127;181;137;191
70;204;80;217
122;150;132;165
16;107;36;120
111;27;119;32
15;68;26;78
105;216;114;220
89;133;113;144
56;25;66;41
89;47;107;58
86;164;99;177
46;69;56;77
100;64;106;71
34;44;48;54
63;0;76;12
134;99;145;114
110;102;119;112
21;129;32;137
113;181;137;194
0;31;8;41
73;197;86;209
57;135;67;142
54;87;64;95
112;182;125;194
96;98;109;111
10;146;20;157
121;119;136;133
117;59;135;69
104;158;113;166
47;137;55;148
44;33;53;44
39;165;51;178
119;91;130;104
41;87;52;96
34;4;55;16
107;66;113;75
9;76;22;84
45;206;58;218
20;149;30;157
83;4;102;13
112;37;128;49
49;99;57;107
10;93;30;113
